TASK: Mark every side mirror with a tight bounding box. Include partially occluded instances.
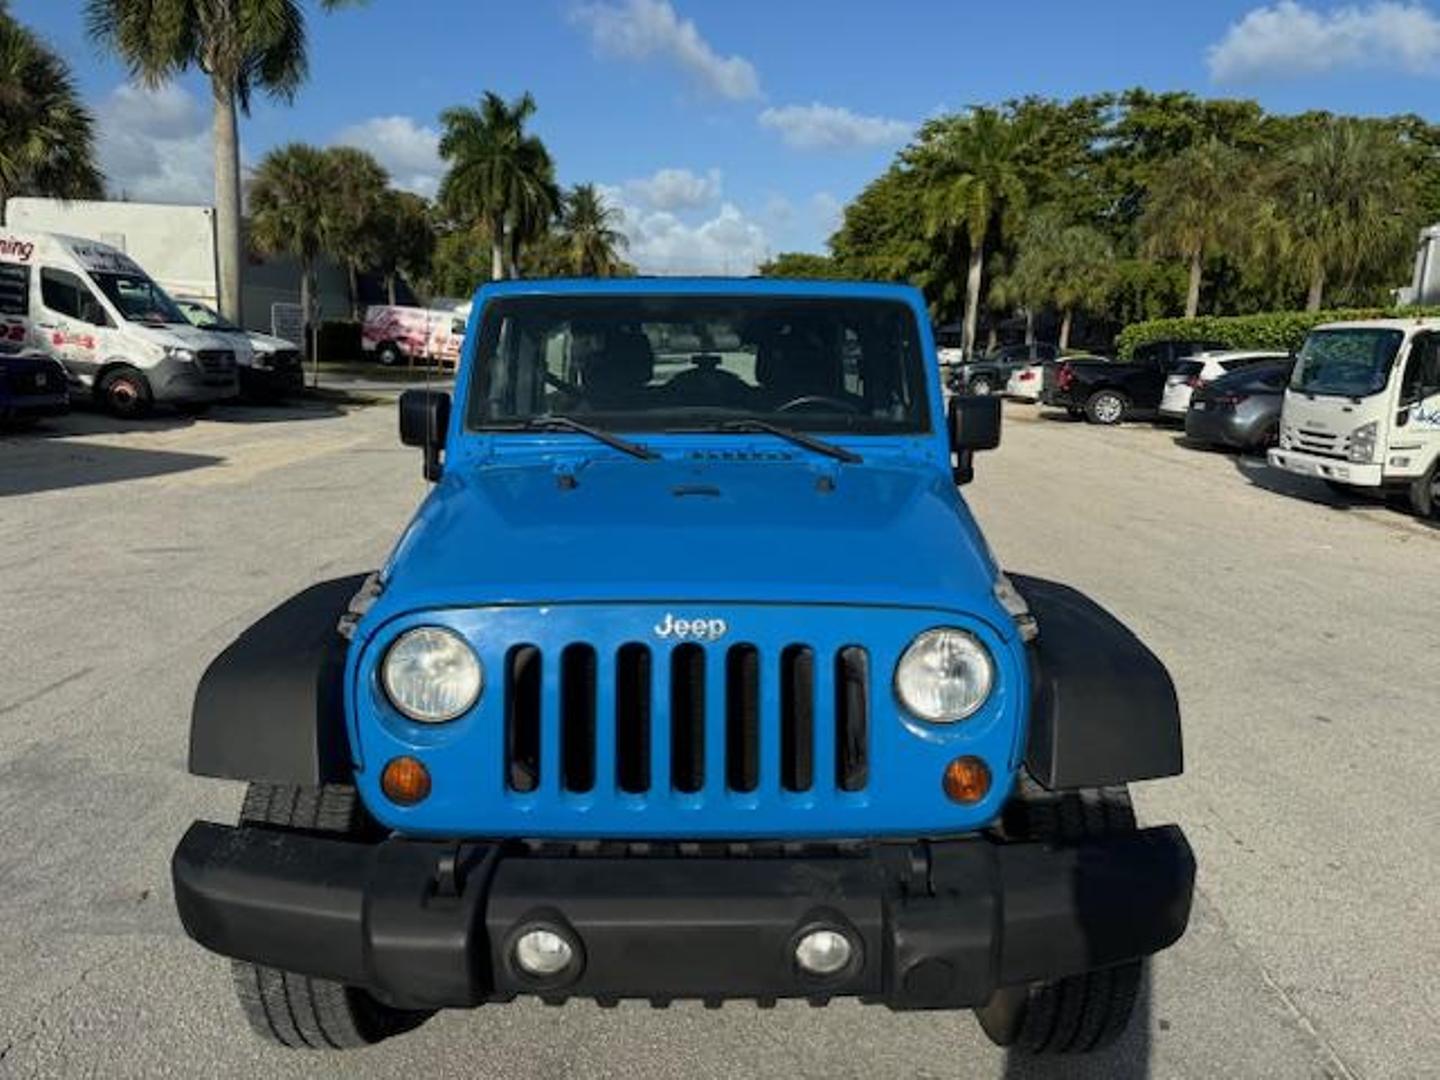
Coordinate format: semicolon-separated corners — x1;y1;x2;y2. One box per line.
948;395;1002;485
399;389;451;482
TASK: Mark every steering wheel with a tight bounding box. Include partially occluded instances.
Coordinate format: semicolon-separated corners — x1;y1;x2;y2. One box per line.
776;395;861;414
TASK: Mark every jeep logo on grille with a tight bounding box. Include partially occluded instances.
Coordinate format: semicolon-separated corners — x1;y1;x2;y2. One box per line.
654;613;728;641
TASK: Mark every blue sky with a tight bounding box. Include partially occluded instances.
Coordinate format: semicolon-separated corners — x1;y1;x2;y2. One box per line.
14;0;1440;272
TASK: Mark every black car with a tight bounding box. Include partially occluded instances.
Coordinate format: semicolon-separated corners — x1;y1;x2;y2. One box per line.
949;342;1060;396
1184;359;1295;451
1042;339;1226;424
0;351;69;429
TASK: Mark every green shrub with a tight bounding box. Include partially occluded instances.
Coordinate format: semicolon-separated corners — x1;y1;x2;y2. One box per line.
1115;307;1440;359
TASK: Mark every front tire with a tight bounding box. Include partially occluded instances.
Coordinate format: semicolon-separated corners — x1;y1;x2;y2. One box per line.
230;783;432;1050
376;341;404;367
1084;389;1127;425
968;375;994;396
97;366;153;418
974;780;1143;1055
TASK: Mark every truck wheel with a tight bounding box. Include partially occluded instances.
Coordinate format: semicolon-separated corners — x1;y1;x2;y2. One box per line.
98;366;153;418
1409;462;1438;519
1084;390;1127;425
230;783;432;1050
974;780;1143;1055
968;375;995;396
376;341;403;367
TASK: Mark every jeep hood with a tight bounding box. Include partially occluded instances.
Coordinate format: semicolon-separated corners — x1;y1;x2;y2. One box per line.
377;457;1002;617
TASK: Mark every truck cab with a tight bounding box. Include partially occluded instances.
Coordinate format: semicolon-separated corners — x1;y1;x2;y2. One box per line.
0;230;238;417
172;279;1193;1057
1269;319;1440;518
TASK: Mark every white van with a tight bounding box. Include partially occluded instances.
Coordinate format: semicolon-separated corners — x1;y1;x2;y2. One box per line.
0;229;238;417
1268;318;1440;517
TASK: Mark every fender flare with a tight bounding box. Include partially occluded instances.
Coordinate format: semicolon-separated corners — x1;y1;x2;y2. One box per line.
1011;575;1183;790
188;574;372;785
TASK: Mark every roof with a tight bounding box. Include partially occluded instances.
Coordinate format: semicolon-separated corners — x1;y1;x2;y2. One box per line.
1313;316;1440;332
470;277;925;305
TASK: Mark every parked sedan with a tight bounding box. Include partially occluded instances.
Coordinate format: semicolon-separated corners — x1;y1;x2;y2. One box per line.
1159;350;1289;420
1184;358;1295;451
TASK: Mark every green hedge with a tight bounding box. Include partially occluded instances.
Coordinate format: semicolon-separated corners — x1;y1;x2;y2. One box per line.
1116;307;1440;359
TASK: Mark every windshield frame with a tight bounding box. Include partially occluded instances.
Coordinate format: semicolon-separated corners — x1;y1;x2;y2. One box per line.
1290;328;1405;399
463;293;934;437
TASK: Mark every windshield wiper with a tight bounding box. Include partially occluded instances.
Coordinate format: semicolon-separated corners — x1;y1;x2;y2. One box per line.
508;415;657;460
704;419;862;464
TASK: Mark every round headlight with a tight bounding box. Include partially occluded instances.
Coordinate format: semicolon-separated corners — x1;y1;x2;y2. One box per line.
895;628;994;723
381;627;483;723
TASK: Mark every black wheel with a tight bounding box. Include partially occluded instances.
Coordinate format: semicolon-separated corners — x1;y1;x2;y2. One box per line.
968;375;994;396
1409;461;1438;519
974;779;1143;1055
377;341;404;367
1084;389;1127;425
230;783;432;1050
97;366;153;418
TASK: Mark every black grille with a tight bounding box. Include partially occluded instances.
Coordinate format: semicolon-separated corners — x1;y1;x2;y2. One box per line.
196;349;235;373
503;643;869;797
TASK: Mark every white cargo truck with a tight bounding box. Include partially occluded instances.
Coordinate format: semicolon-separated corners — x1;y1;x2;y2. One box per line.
1268;318;1440;517
3;197;220;309
0;229;238;416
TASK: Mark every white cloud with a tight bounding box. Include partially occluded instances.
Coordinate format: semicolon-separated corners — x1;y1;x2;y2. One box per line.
622;167;722;210
332;115;442;196
811;191;843;235
570;0;760;100
600;187;769;274
97;83;215;203
758;103;914;151
1208;1;1440;81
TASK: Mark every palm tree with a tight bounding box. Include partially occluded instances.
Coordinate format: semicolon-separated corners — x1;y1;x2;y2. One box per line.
0;6;104;206
1140;138;1253;318
248;143;331;385
560;184;628;277
438;91;560;281
86;0;363;322
323;146;389;318
911;108;1031;359
1269;120;1417;311
1048;225;1113;349
372;190;435;304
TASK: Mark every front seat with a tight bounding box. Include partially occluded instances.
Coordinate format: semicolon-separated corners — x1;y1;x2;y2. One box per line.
580;328;654;410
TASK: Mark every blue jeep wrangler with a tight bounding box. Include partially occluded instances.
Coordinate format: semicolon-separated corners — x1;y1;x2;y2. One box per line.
173;279;1193;1055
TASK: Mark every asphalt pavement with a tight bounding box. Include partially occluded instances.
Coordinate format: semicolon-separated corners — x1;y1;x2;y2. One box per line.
0;400;1435;1078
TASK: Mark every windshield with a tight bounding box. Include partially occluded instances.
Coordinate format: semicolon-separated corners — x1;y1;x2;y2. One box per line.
90;272;187;326
178;299;239;332
467;295;930;434
1291;329;1403;398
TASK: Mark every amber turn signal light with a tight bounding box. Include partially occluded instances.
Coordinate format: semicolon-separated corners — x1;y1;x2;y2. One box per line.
381;756;431;805
942;756;991;804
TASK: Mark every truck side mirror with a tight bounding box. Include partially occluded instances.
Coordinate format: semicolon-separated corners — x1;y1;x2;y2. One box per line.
399;389;450;482
948;395;1002;485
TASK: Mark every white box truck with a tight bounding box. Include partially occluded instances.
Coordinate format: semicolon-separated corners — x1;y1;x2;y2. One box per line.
1268;318;1440;517
0;229;238;416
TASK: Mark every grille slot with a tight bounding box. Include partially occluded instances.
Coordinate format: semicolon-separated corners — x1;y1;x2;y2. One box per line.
505;645;542;792
780;645;815;793
615;644;652;793
502;640;869;800
669;644;706;793
835;647;870;792
560;645;597;793
725;645;761;793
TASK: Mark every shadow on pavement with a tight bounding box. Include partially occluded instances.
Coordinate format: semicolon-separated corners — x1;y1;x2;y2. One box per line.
205;398;351;424
0;439;220;497
1227;453;1362;509
1001;966;1154;1080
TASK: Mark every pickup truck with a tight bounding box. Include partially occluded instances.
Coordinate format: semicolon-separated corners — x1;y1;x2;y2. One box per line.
1042;339;1226;424
172;278;1194;1057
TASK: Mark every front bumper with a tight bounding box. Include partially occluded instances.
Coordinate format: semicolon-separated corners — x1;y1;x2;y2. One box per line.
173;821;1194;1010
1267;449;1382;487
